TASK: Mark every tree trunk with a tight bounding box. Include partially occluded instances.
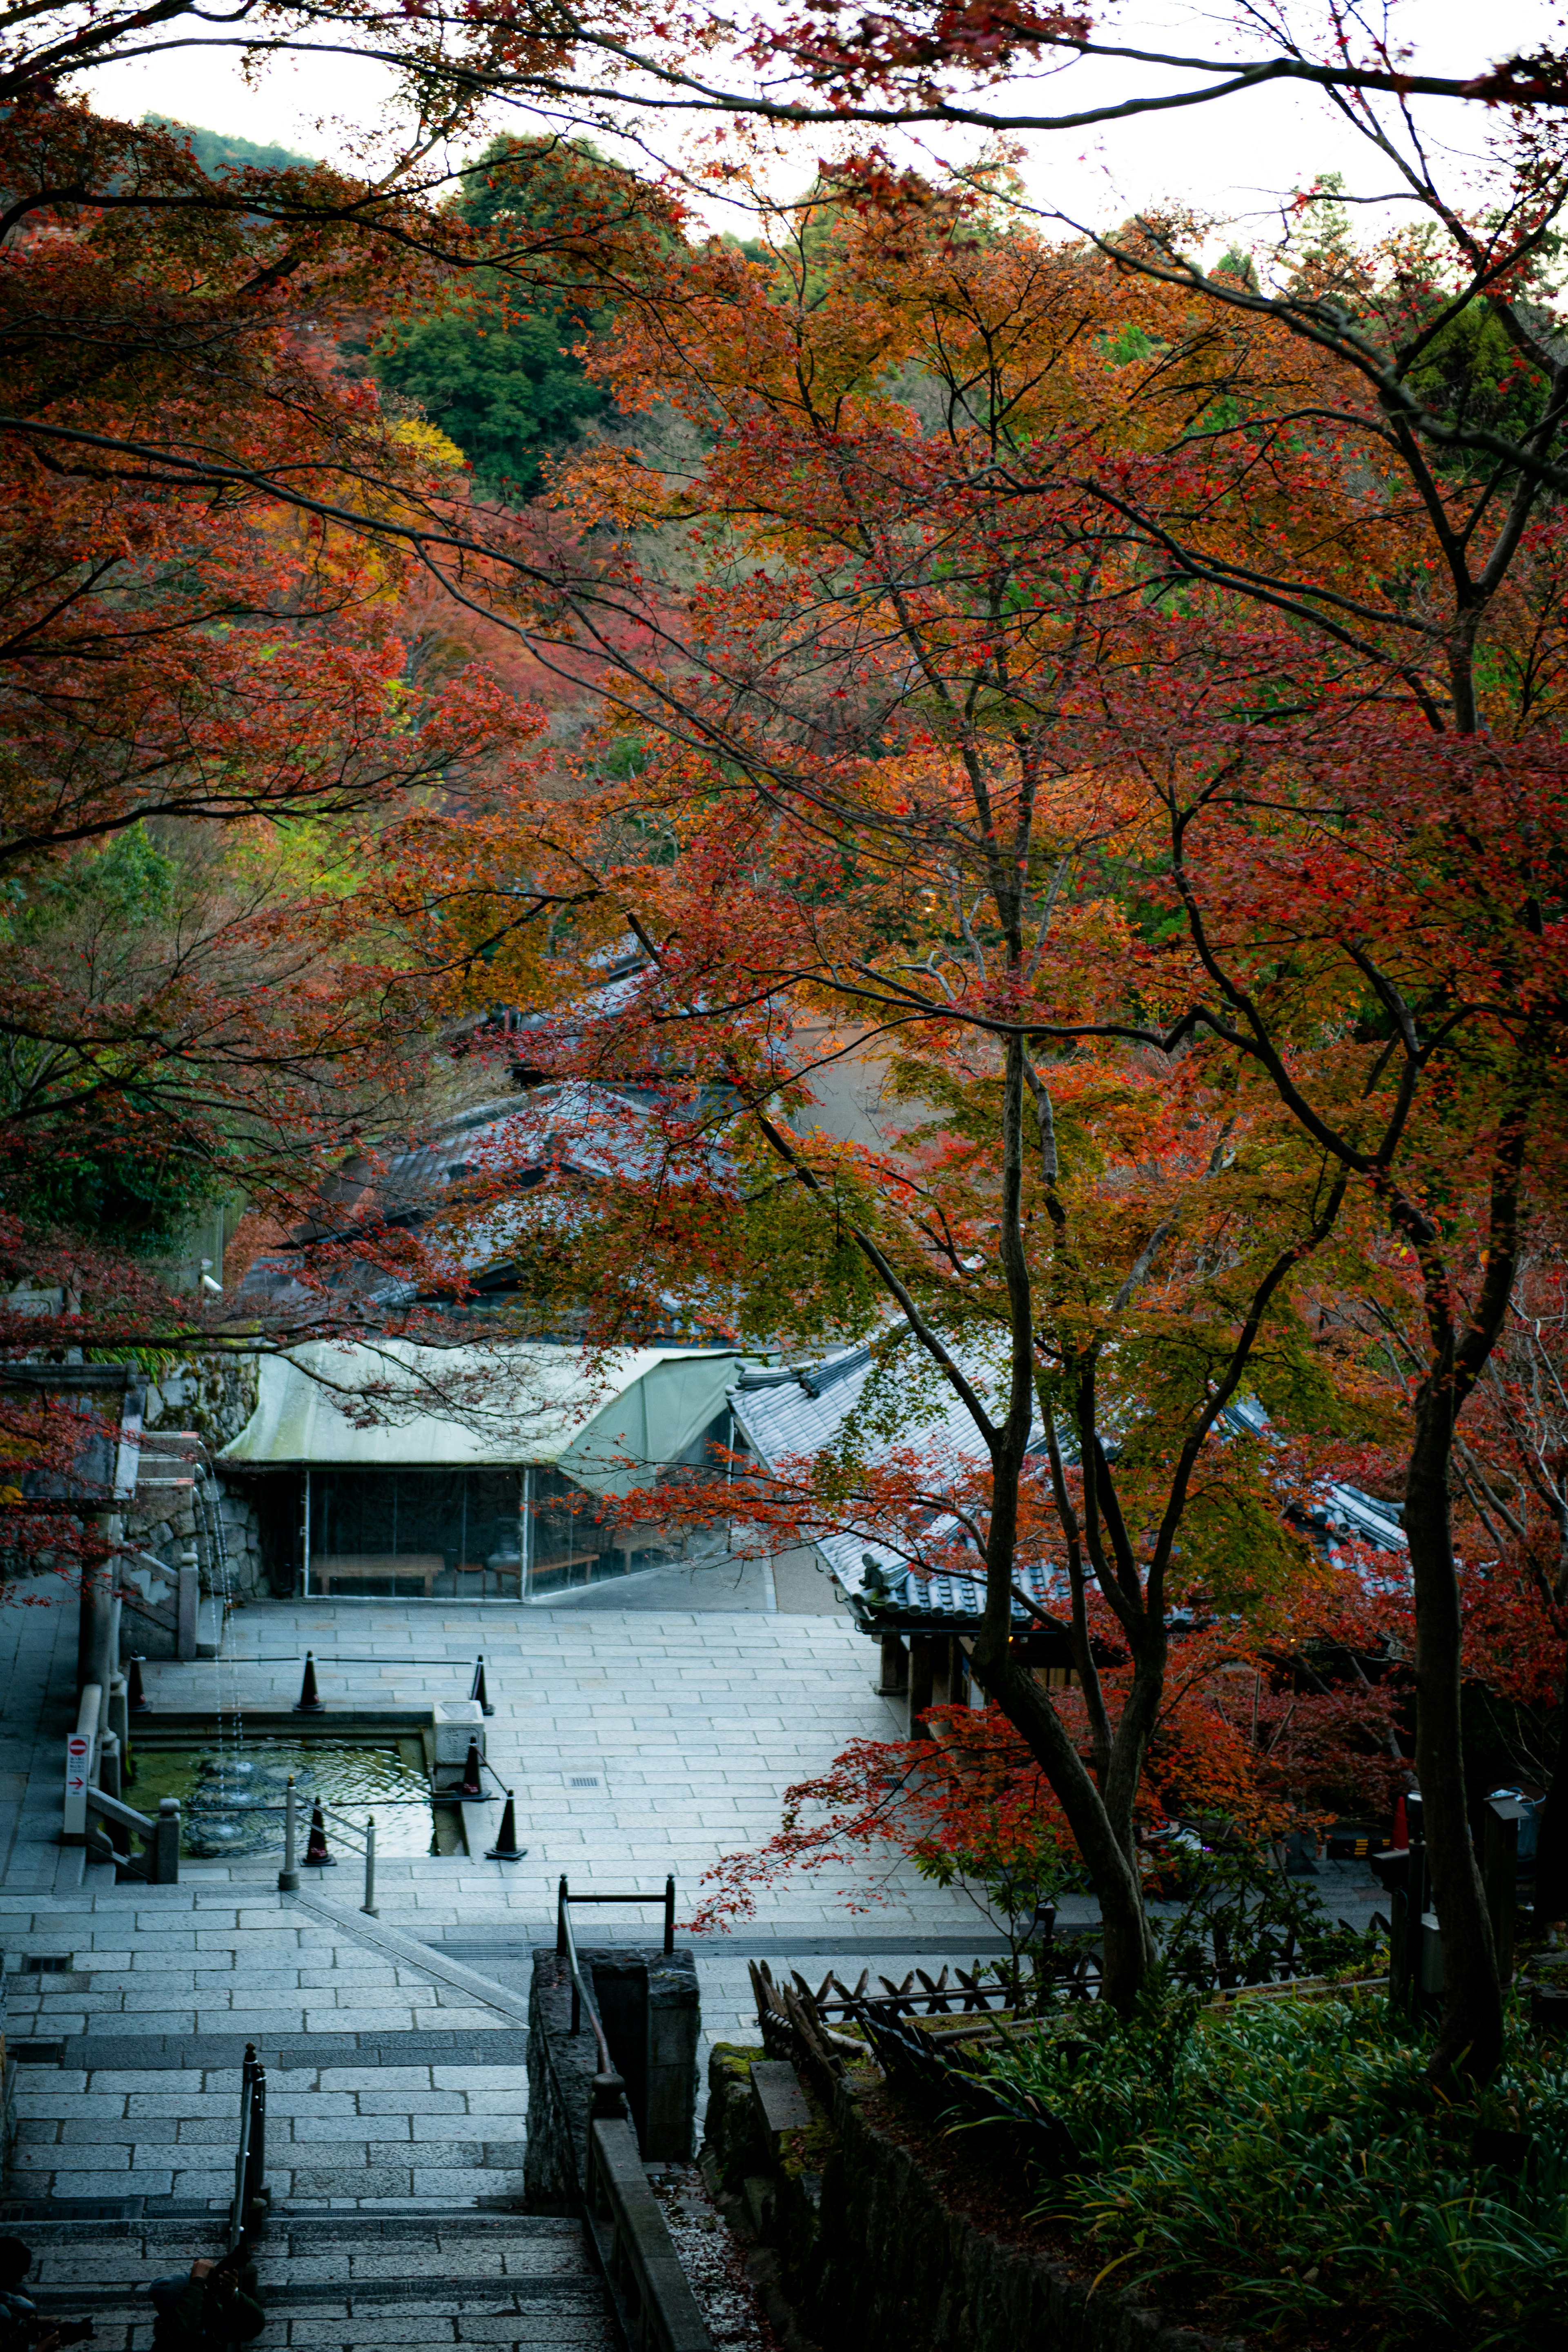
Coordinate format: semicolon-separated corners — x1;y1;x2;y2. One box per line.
1405;1390;1504;2078
980;1639;1157;2016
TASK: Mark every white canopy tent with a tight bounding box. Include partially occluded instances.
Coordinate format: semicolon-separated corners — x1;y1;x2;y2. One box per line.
222;1340;751;1599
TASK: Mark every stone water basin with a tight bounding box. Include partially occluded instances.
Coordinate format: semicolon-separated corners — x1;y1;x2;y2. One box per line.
123;1735;460;1859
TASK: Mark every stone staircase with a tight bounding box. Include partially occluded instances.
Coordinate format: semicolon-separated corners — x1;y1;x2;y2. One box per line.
13;2208;617;2350
0;1880;620;2350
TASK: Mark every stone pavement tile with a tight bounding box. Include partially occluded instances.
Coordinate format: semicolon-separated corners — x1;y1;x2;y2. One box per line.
356;2089;467;2114
410;2168;524;2199
409;2009;512;2032
392;2138;508;2167
168;2167;234;2196
288;2166;412;2198
258;2093;358;2118
82;2070;190;2092
82;2012;193;2035
61;2116;174;2143
430;2067;532;2089
317;2066;433;2091
294;2114;410;2143
405;2114;503;2141
294;2325;450;2347
30;2250;162;2284
26;2170;166;2201
14;2091;126;2119
459;2091;530;2115
456;2319;610;2344
11;2141;130;2171
298;2008;426;2034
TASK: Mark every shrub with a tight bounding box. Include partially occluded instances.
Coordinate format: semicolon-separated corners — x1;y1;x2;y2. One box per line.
970;1992;1568;2348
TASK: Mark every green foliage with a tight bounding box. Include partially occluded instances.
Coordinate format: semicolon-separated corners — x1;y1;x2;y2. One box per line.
372;300;606;503
6;1113;225;1256
973;1993;1568;2348
1408;296;1552;482
0;828;223;1252
141;116;319;177
729;1146;886;1346
15;822;176;932
370;136;621;505
1151;1841;1381;1990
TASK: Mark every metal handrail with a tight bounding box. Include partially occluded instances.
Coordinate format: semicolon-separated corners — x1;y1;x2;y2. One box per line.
557;1872;676;1961
228;2042;267;2254
276;1775;376;1915
556;1889;616;2076
554;1873;677;2078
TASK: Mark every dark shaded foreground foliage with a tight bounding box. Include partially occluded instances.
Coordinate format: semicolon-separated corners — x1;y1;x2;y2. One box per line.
970;1991;1568;2349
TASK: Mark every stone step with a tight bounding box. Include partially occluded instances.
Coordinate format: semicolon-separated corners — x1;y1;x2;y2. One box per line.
7;2204;617;2351
0;2210;583;2248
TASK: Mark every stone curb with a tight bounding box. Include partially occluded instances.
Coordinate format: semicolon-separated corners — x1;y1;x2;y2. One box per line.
282;1892;532;2029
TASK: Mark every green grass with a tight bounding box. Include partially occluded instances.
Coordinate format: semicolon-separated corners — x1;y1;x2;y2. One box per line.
968;1991;1568;2348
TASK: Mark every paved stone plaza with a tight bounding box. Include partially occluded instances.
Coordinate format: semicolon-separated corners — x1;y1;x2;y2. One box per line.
0;1568;1007;2287
0;1563;1385;2349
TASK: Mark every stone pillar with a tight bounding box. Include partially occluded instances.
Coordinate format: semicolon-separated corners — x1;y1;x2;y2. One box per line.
644;1948;700;2162
527;1944;701;2198
877;1633;909;1696
908;1636;935;1737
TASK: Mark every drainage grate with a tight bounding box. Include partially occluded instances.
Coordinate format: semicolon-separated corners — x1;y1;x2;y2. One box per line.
9;2044;66;2063
22;1955;71;1973
570;1775;600;1788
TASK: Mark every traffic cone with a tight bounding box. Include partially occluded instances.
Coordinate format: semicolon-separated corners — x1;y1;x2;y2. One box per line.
127;1654;150;1716
459;1737;483;1797
470;1656;494;1716
294;1651;325;1714
486;1792;526;1862
1393;1791;1409;1851
305;1800;335;1866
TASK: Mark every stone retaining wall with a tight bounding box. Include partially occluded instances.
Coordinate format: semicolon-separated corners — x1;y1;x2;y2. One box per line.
703;2046;1242;2352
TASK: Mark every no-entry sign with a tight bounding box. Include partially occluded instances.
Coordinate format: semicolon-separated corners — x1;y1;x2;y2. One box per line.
63;1729;91;1840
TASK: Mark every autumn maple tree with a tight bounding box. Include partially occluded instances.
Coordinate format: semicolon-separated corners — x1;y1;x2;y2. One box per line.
382;141;1568;2078
403;183;1422;2018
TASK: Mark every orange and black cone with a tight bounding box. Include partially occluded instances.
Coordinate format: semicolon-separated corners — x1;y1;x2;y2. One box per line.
486;1793;525;1862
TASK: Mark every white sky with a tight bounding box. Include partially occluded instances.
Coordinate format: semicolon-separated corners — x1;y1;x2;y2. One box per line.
77;0;1559;237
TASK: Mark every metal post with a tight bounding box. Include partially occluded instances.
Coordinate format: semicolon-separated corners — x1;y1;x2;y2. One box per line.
278;1774;299;1893
362;1816;377;1918
1484;1797;1524;1988
252;2059;266;2216
154;1795;180;1885
664;1874;675;1955
557;1873;569;1956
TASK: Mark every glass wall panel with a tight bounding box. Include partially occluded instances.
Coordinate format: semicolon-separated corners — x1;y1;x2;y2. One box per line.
305;1468;522;1597
524;1467;691;1597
